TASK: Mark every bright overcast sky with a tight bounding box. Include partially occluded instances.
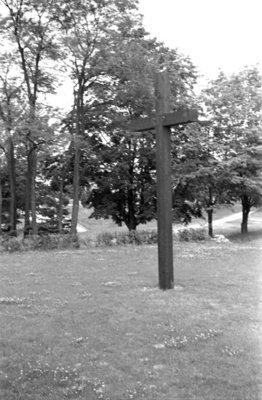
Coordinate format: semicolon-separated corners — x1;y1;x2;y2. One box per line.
138;0;262;81
2;1;261;107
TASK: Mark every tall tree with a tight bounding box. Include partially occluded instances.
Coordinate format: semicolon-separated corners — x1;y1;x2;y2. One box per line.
85;34;198;230
0;53;25;235
1;0;61;235
171;120;236;237
86;132;157;231
202;67;262;235
54;0;144;235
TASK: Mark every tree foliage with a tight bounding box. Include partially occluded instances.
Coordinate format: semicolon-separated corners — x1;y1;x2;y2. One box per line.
201;67;262;234
82;29;198;230
0;0;63;235
0;1;261;239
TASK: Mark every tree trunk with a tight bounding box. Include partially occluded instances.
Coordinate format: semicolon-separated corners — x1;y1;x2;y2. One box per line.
7;138;17;236
30;146;37;236
206;186;214;238
241;195;250;235
207;208;214;238
127;188;137;231
24;142;37;237
24;148;32;236
24;157;31;236
0;177;2;236
127;216;137;231
70;145;80;236
58;178;64;233
70;86;84;237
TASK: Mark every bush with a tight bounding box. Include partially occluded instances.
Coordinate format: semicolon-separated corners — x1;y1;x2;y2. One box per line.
96;232;116;247
0;236;23;252
78;236;94;248
176;227;208;242
24;234;80;251
96;230;158;246
0;234;79;252
95;228;208;247
0;227;208;252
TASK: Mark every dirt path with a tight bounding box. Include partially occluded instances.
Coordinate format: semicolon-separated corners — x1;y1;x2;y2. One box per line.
173;208;262;238
213;209;262;235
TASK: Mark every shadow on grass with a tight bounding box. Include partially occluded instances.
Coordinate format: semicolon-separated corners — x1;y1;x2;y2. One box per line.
226;229;262;242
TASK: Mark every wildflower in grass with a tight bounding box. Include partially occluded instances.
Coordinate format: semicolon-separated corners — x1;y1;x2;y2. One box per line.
0;297;26;305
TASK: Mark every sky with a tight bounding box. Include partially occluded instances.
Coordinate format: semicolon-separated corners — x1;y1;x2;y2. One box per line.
138;0;262;82
1;0;262;107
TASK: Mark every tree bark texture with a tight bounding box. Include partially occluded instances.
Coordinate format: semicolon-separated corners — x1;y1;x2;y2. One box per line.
58;177;64;233
127;188;137;231
207;209;214;238
0;177;2;235
70;86;84;237
70;146;80;236
241;194;250;235
24;152;32;235
207;186;214;238
30;146;37;236
7;137;17;235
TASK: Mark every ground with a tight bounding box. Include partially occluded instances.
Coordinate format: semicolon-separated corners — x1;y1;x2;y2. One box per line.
0;209;262;399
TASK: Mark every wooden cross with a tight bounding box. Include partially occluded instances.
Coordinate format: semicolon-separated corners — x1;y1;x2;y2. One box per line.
128;71;198;290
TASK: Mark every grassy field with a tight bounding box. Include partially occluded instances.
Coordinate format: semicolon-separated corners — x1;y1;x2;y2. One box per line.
0;230;262;399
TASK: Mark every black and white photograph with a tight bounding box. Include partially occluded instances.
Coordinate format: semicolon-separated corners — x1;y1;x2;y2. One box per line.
0;0;261;399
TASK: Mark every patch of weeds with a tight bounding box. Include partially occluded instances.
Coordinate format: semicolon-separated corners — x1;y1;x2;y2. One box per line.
95;227;209;247
123;382;157;399
3;360;106;399
102;281;122;288
164;335;189;349
221;345;244;357
70;336;88;346
0;234;80;253
96;232;116;246
0;296;28;306
96;230;157;247
71;281;83;287
25;296;69;316
155;328;222;350
0;236;23;252
153;343;165;349
141;285;158;292
26;234;80;251
79;236;95;248
176;227;208;242
193;329;222;342
77;290;92;298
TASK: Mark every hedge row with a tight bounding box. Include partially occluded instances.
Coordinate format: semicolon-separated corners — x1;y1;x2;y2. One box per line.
0;227;208;252
0;234;79;252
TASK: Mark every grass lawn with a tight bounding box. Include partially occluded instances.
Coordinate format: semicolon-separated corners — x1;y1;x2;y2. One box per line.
0;235;262;399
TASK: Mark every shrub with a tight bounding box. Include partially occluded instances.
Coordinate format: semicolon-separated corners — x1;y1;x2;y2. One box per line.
0;234;79;252
176;227;208;242
137;230;158;244
0;227;208;252
95;228;208;247
78;236;94;248
0;236;24;252
96;232;116;247
24;234;80;251
96;230;158;246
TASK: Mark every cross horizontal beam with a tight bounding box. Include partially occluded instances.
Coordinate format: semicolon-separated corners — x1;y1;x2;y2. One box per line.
128;109;198;132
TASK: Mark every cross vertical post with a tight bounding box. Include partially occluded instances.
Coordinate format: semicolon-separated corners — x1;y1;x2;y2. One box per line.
127;72;198;290
155;72;174;290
